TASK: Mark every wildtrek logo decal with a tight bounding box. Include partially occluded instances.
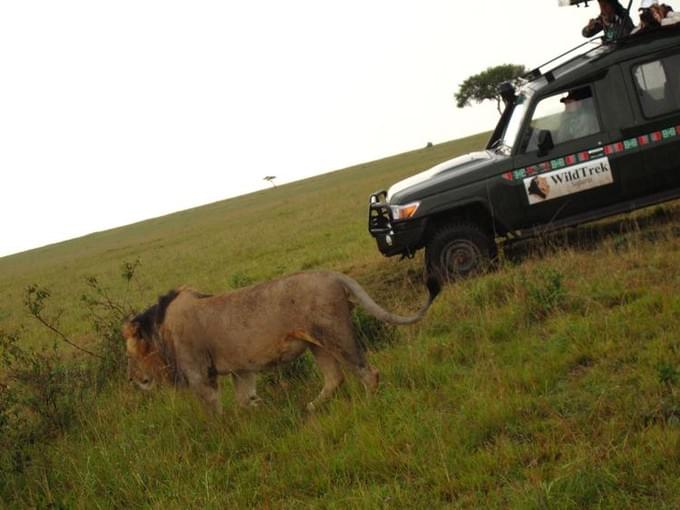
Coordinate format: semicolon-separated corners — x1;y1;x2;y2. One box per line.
524;157;613;205
502;124;680;183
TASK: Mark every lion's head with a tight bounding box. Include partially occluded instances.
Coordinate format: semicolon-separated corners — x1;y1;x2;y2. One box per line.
122;320;169;391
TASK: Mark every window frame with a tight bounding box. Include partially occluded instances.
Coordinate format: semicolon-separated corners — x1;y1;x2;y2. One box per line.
518;84;603;155
631;53;680;120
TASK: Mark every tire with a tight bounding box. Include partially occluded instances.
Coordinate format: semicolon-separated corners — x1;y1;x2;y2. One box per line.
425;222;496;282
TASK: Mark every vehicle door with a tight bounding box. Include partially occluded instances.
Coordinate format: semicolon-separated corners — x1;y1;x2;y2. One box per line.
620;50;680;194
491;83;619;231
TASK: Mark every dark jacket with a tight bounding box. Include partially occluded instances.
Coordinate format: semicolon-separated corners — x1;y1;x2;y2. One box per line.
583;7;634;42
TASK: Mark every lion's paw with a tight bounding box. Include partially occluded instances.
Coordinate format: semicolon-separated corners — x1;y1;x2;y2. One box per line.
248;395;263;408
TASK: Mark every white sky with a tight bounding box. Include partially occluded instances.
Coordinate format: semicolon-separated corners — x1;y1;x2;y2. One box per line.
0;0;639;257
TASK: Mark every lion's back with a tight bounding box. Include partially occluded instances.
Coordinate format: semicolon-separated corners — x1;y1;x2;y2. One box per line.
162;272;351;371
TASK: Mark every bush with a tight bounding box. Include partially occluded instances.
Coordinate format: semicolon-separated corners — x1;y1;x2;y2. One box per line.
0;330;35;478
0;260;140;488
0;333;21;444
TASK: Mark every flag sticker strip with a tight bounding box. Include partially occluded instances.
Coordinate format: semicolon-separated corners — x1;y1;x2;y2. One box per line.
624;138;638;150
510;122;679;182
662;127;676;139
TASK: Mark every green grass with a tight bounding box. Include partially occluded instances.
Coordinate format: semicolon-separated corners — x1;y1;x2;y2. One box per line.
1;132;680;508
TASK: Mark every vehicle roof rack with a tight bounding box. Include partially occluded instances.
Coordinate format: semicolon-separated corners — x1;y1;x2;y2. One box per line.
524;37;603;81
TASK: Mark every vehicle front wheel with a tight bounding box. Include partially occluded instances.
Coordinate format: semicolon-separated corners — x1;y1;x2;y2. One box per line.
425;223;496;282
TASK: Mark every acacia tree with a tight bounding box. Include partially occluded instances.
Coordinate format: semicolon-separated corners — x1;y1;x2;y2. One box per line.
263;176;277;188
455;64;527;114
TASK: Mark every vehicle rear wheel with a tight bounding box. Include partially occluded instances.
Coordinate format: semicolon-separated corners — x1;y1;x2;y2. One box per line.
425;223;496;282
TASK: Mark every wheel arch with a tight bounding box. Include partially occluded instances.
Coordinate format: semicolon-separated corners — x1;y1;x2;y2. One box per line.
423;200;502;242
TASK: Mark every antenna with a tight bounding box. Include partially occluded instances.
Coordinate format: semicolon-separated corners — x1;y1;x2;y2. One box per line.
559;0;635;14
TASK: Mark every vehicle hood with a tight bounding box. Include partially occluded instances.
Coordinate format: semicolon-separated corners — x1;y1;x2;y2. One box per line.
387;151;493;203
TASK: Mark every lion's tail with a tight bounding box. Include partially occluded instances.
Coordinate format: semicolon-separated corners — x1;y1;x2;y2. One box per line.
333;273;441;325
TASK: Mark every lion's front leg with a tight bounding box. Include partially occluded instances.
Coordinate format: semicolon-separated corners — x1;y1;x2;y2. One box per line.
185;370;223;415
232;371;261;408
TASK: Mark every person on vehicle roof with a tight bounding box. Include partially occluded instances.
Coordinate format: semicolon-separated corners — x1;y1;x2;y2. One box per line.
632;1;679;33
635;2;662;33
652;3;680;25
582;0;634;42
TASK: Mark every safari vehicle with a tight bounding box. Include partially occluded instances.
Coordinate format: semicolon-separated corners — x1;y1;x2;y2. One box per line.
368;21;680;281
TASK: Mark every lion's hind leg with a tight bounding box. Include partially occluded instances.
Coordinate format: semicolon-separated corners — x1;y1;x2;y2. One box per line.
307;345;345;411
317;320;380;397
355;364;380;395
339;348;379;396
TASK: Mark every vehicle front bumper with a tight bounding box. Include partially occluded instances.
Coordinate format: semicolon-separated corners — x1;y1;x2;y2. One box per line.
368;190;427;257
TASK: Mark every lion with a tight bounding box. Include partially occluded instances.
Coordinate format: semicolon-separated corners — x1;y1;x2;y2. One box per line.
122;271;440;413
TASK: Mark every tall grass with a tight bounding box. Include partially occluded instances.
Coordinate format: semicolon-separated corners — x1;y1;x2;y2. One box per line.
1;134;679;508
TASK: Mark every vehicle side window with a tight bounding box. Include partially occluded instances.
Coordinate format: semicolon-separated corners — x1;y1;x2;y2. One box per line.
633;55;680;118
524;86;600;153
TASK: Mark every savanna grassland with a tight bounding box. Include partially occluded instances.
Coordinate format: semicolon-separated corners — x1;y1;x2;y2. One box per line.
1;132;680;509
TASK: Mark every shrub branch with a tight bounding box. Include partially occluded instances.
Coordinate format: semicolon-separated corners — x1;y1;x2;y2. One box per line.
24;285;103;359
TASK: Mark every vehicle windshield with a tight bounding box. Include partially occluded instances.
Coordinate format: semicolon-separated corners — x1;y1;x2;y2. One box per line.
496;93;529;155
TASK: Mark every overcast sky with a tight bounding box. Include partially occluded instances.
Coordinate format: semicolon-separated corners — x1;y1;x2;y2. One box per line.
1;0;643;257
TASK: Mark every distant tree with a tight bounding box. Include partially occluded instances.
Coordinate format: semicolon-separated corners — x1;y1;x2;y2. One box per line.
455;64;527;114
263;176;277;188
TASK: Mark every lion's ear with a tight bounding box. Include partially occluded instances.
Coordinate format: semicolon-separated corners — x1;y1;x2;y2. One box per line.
122;320;140;340
122;320;151;356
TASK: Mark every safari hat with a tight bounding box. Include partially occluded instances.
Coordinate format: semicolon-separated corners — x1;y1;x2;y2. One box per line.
560;88;590;103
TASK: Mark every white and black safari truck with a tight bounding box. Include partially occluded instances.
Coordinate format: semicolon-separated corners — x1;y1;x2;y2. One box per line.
369;21;680;281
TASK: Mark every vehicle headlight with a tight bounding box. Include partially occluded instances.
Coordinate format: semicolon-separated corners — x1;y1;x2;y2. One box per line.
390;201;420;221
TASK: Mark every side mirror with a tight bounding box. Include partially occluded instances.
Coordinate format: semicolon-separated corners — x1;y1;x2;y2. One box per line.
498;81;516;106
537;129;554;156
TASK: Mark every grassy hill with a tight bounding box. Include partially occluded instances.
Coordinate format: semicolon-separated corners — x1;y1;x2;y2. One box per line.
1;132;679;508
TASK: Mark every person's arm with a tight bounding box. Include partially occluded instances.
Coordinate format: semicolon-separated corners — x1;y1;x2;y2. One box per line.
583;16;603;37
661;12;680;25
